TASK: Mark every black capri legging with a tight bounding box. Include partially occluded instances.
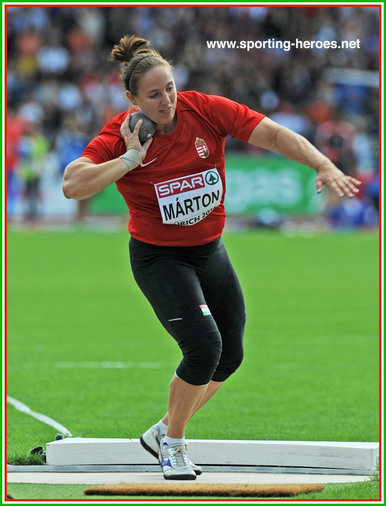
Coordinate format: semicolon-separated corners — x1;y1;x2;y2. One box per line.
129;236;246;386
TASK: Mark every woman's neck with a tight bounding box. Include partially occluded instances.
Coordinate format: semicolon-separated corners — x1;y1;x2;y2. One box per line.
156;114;177;135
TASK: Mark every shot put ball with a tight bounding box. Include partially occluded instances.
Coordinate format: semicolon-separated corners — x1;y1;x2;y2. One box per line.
129;111;156;144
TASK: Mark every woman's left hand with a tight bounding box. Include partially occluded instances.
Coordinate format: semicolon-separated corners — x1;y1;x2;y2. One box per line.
315;164;362;198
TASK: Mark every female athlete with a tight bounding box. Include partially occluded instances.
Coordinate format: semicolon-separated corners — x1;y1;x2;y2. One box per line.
63;35;361;480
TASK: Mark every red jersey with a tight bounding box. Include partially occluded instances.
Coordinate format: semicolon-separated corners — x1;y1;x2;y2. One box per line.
82;91;265;246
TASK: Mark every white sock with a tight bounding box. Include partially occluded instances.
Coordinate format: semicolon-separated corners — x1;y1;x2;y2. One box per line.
162;435;185;447
156;419;168;436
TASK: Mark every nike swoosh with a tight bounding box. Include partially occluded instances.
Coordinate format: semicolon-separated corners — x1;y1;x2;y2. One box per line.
140;157;158;167
161;458;172;467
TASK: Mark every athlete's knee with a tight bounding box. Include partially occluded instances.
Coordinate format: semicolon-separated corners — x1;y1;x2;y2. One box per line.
231;347;244;372
211;318;245;382
176;331;222;386
212;346;244;382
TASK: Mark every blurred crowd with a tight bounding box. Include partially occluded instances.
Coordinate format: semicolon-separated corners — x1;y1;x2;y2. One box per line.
6;5;379;227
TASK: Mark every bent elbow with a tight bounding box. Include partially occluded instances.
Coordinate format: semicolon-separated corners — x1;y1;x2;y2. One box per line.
62;160;85;199
62;180;73;199
62;159;95;200
62;178;92;200
62;178;79;200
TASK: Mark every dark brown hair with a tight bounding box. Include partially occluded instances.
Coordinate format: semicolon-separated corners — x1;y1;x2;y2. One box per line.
110;35;172;96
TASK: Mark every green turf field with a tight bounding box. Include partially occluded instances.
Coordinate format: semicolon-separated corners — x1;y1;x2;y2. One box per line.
6;228;380;500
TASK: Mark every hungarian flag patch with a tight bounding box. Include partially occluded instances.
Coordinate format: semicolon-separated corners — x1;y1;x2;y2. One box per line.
195;137;209;158
200;304;211;316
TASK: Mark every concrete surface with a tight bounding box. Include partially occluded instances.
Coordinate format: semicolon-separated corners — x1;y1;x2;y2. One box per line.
7;471;371;485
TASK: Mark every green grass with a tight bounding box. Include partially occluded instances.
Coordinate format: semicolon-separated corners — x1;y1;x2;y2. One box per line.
6;228;380;500
5;481;380;500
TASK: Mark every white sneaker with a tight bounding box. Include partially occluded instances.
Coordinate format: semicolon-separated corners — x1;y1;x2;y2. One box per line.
140;425;202;475
159;441;196;480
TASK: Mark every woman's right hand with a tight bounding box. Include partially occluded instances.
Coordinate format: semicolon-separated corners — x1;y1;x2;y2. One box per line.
120;113;153;159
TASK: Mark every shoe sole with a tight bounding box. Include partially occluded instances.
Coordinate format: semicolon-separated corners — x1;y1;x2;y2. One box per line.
140;435;158;459
163;473;197;480
140;434;202;476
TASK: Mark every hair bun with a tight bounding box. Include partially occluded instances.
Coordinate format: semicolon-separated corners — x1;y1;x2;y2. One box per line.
110;35;151;63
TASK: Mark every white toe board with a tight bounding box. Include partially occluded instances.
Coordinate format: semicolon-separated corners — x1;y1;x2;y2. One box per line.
45;438;379;473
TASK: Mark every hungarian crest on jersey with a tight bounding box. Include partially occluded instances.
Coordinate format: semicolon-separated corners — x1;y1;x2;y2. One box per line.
195;137;209;158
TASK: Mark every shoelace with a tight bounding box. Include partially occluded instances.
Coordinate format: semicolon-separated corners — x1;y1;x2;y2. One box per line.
169;445;190;468
159;433;198;468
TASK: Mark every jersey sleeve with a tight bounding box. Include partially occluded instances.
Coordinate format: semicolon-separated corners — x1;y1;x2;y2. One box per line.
198;93;265;142
81;112;127;164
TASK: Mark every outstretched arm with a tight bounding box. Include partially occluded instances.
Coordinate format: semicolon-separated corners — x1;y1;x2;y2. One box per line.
248;117;361;198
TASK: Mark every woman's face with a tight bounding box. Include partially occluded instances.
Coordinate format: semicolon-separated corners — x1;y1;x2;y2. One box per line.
127;65;177;130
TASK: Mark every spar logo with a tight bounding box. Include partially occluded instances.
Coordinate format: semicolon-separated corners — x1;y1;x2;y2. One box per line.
195;137;209;158
155;173;205;198
205;171;219;185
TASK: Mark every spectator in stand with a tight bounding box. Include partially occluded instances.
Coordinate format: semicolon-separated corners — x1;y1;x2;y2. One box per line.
37;34;70;75
17;122;49;223
314;110;358;177
56;115;90;221
6;109;25;218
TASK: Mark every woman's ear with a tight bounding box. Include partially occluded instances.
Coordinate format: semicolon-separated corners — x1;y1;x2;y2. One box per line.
126;90;136;105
